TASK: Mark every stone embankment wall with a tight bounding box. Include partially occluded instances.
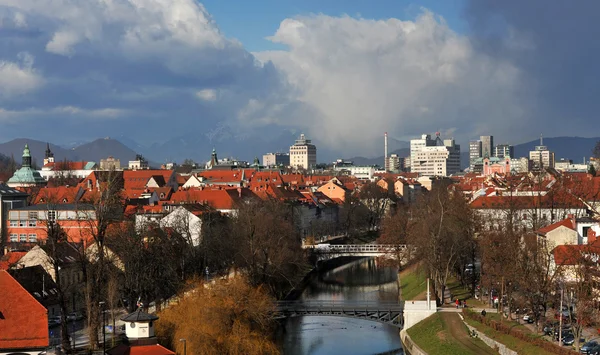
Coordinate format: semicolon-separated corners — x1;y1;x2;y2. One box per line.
460;314;517;355
399;329;428;355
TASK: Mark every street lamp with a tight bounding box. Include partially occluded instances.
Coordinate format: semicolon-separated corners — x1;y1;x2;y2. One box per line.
99;301;106;354
205;266;209;283
179;338;187;355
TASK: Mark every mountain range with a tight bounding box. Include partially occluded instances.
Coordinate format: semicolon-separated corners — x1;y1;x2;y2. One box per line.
0;136;597;170
0;138;143;168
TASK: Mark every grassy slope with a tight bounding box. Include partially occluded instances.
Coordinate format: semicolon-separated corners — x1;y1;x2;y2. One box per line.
399;265;427;300
464;316;555;355
407;313;488;355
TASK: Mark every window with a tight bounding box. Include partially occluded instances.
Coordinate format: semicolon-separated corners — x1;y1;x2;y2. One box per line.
28;234;37;242
28;211;38;219
47;210;56;223
10;234;17;242
28;220;37;227
19;234;27;242
9;220;17;227
19;220;26;227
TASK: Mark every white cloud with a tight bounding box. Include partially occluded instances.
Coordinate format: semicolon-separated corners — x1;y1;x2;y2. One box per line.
196;89;218;101
0;52;43;98
256;10;526;155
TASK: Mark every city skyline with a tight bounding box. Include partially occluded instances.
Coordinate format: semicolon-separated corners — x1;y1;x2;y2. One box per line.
0;1;599;159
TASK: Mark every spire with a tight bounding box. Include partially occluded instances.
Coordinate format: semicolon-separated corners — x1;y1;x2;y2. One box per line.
22;144;32;168
45;142;53;159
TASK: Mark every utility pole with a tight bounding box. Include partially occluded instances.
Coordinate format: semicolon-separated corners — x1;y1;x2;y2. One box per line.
100;301;106;354
180;338;187;355
559;288;564;345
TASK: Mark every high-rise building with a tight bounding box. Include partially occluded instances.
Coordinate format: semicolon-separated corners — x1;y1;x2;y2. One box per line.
262;153;290;167
494;144;514;159
529;134;554;170
386;154;402;172
480;136;494;158
410;133;461;176
469;140;482;170
290;134;317;170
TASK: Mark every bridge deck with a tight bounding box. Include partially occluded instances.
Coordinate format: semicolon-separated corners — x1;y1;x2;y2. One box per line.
275;300;404;328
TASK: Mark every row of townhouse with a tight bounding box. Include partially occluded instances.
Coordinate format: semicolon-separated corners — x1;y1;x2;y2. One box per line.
2;168;375;250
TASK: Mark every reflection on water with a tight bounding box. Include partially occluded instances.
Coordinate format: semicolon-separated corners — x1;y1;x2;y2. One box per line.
279;258;403;355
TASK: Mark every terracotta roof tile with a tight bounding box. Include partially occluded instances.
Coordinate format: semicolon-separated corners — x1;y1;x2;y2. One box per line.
0;270;49;350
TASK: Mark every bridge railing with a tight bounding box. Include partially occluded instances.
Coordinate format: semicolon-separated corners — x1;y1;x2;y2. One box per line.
276;300;404;310
303;244;407;253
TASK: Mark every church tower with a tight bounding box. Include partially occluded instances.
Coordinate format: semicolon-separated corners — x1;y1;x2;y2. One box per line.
43;143;54;166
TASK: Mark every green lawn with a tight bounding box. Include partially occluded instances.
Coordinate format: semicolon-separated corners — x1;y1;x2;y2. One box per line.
464;315;555;355
399;265;427;300
407;313;489;355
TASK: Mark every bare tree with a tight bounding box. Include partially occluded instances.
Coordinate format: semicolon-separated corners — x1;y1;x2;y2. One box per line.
231;198;309;298
409;183;477;304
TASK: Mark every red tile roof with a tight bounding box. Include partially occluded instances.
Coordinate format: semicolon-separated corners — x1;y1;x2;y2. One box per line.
43;161;89;170
35;186;81;204
0;252;27;271
537;217;576;235
107;344;175;355
0;270;49;350
170;188;237;210
552;242;600;265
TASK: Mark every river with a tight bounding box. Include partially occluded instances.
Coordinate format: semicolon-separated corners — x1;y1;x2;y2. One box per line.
279;257;404;355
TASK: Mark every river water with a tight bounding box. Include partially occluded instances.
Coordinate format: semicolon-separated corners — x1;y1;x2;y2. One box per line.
279;257;404;355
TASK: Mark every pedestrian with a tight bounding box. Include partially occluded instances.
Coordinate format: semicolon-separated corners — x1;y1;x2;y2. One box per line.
463;300;467;308
456;298;459;309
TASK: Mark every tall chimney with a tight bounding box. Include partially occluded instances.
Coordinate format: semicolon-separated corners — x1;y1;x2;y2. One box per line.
384;132;388;172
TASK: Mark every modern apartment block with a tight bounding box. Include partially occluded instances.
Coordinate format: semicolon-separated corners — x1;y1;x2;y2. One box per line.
410;133;461;177
262;152;290;167
480;136;494;159
290;134;317;170
469;136;494;170
529;139;555;170
494;144;514;159
469;140;482;170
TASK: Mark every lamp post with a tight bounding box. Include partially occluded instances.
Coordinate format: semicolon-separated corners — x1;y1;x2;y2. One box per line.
179;338;187;355
99;301;106;354
205;266;209;283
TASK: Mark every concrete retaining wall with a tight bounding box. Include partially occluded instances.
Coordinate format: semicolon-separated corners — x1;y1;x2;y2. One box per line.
400;329;428;355
403;300;437;329
460;315;517;355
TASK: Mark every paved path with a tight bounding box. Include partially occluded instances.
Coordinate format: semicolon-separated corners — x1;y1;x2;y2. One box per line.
440;312;497;355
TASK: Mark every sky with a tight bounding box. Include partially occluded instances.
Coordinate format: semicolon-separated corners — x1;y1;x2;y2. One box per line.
0;0;599;160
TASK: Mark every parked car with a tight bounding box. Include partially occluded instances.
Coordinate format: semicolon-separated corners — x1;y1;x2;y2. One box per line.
562;334;585;346
543;323;555;336
581;340;599;354
522;314;535;324
66;312;83;322
48;316;61;327
588;344;600;355
555;329;573;341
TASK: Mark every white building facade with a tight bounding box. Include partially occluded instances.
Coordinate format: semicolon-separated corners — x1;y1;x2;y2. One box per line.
290;134;317;170
410;133;461;177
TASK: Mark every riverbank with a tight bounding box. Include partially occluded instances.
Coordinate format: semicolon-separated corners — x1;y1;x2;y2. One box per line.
406;312;495;355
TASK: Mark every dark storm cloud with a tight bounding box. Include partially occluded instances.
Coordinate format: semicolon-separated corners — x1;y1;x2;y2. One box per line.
464;0;600;136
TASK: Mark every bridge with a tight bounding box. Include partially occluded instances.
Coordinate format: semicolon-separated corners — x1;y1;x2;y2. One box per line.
303;244;408;260
275;300;404;328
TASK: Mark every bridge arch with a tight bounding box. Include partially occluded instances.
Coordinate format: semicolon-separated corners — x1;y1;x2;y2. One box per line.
275;300;404;328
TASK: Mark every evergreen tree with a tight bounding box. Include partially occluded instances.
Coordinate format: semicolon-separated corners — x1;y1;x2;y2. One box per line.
589;164;596;176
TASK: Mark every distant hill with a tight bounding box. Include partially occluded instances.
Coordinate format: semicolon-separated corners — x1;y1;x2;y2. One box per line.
513;136;599;163
345;148;410;167
70;138;143;165
0;138;147;167
0;139;74;167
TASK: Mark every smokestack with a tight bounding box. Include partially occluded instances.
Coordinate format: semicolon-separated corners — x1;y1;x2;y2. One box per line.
384;132;388;171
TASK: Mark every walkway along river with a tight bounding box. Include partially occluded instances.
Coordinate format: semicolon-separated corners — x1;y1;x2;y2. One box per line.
277;257;404;355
